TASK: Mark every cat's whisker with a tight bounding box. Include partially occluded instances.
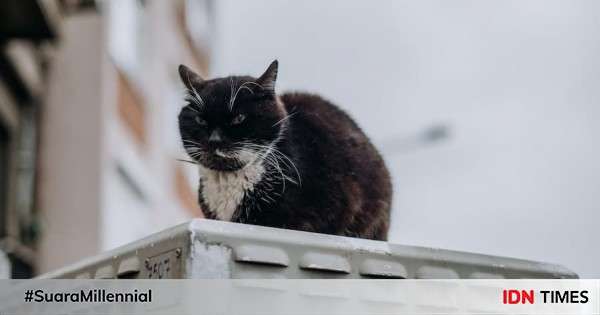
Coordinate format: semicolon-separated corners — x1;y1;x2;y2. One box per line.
177;158;199;165
229;81;259;111
241;81;265;90
270;148;302;185
184;91;203;108
183;139;204;146
184;100;201;113
228;77;235;110
237;146;281;182
240;143;301;186
241;143;300;191
184;71;205;110
272;112;298;127
183;143;201;148
188;154;202;160
263;149;286;194
184;146;202;155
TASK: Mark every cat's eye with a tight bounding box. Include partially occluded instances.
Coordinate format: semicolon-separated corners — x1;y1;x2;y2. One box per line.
231;114;246;125
195;116;207;126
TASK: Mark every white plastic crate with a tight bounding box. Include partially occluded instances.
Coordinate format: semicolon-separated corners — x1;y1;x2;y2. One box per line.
39;219;577;279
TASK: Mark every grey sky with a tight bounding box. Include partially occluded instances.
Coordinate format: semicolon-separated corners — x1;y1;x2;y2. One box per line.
211;0;600;277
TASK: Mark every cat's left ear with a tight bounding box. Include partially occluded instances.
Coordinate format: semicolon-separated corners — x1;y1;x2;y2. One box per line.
178;64;205;91
257;60;278;92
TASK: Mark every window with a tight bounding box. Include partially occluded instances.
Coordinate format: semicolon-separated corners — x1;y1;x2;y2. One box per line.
107;0;146;82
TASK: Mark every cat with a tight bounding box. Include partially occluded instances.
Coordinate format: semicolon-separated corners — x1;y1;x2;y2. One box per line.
178;60;392;240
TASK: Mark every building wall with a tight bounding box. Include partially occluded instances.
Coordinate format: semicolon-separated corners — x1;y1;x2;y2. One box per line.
38;0;210;273
99;0;205;252
37;12;104;273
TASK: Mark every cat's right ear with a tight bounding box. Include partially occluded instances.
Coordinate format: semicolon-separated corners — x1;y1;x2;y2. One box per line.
256;60;278;93
178;64;205;91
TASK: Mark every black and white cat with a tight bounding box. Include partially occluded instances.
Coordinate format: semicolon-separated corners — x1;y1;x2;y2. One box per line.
178;60;392;240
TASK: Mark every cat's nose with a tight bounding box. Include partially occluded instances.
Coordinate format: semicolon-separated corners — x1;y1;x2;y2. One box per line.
209;129;223;144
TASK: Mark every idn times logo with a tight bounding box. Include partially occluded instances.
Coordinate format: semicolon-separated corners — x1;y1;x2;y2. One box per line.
502;289;589;304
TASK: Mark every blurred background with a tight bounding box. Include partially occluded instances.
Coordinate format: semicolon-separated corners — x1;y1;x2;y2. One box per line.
0;0;598;278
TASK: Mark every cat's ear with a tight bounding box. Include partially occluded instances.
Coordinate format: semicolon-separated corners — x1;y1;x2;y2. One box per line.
256;60;278;92
178;64;205;91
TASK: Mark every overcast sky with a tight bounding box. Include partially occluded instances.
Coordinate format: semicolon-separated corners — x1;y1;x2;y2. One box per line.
211;0;600;277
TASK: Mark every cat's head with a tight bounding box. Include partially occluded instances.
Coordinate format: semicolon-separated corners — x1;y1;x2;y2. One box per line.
178;60;287;171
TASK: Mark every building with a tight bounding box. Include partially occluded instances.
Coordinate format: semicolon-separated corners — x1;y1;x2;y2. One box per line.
0;0;62;279
0;0;212;277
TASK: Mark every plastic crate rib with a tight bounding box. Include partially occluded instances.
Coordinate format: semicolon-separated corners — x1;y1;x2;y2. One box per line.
38;219;577;279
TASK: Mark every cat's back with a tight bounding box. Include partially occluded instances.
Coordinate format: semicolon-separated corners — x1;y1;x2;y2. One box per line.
280;92;380;160
280;92;366;145
279;92;392;240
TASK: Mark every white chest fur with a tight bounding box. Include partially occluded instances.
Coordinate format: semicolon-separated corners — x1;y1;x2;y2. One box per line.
199;163;265;221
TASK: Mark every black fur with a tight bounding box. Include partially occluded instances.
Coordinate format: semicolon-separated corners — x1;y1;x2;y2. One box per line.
178;60;392;240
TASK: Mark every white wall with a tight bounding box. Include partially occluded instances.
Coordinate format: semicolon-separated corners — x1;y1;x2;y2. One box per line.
100;0;195;251
39;1;198;269
211;0;600;277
